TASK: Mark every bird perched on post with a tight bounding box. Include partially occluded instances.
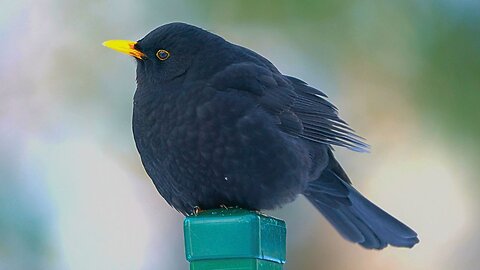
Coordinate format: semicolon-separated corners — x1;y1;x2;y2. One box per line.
103;22;419;249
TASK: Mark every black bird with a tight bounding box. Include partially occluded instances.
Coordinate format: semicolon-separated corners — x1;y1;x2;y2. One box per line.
103;22;419;249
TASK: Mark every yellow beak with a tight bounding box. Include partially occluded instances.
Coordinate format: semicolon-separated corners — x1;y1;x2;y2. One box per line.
102;40;145;59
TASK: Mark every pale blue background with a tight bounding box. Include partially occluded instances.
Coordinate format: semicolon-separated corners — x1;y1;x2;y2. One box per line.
1;1;479;269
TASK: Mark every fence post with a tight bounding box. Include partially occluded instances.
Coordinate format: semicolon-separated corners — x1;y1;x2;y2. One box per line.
184;208;287;270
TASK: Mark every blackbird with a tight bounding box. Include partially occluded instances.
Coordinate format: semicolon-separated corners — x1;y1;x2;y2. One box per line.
103;22;419;249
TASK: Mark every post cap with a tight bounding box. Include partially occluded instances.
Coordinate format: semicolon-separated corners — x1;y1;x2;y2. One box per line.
184;208;286;264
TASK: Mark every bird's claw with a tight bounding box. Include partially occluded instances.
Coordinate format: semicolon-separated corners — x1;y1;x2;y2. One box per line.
193;206;202;216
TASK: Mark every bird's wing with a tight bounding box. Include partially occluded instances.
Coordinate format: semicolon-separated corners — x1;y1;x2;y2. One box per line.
208;62;369;152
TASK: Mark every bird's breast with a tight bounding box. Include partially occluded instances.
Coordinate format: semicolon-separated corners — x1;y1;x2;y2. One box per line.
132;85;245;180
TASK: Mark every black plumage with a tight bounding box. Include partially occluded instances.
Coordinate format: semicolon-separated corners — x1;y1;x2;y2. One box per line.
106;22;419;249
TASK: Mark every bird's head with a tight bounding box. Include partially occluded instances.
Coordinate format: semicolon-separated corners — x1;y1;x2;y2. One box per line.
103;22;229;85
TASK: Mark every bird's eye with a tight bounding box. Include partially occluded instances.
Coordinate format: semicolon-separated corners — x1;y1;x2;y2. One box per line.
156;49;170;61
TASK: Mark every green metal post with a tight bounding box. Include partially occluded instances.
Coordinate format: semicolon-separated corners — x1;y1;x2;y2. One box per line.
184;208;286;270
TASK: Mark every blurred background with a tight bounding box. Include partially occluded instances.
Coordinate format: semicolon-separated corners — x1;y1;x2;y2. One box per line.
1;0;479;269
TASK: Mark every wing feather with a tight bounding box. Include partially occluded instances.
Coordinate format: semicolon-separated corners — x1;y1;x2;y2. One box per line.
208;63;369;152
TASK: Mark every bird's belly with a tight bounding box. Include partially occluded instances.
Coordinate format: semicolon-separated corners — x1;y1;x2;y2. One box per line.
134;90;310;214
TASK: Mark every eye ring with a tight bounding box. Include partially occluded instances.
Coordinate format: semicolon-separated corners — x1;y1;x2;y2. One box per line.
156;49;170;61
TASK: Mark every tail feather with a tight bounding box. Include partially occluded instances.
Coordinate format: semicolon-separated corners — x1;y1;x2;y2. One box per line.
305;165;419;249
339;206;386;249
348;187;418;246
316;203;365;243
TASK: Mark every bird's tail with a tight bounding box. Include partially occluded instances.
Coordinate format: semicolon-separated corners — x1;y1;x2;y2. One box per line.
304;154;419;249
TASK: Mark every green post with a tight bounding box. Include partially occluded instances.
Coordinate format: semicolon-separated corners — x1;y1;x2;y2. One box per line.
184;208;286;270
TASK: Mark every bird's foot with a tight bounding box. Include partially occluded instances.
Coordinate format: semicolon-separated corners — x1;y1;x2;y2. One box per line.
193;206;202;216
219;205;242;210
254;209;264;215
